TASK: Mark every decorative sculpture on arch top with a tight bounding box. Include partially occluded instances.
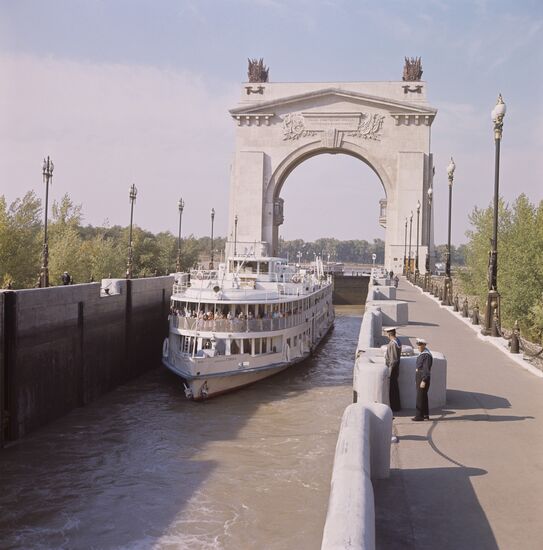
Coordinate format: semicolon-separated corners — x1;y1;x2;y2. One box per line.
402;57;423;81
248;58;269;83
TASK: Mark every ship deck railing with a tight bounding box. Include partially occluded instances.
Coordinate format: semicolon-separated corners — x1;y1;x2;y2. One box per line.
170;314;313;333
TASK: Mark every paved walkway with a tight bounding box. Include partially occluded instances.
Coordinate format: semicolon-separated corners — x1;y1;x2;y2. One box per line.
374;278;543;550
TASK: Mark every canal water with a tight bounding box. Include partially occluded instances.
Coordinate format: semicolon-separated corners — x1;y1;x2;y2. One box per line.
0;306;362;550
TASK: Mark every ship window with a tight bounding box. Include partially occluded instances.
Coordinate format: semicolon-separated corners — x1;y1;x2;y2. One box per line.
259;261;269;274
254;338;261;354
231;339;240;355
293;335;298;347
262;338;267;354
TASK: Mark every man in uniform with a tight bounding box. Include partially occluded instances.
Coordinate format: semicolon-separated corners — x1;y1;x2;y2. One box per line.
384;327;401;412
413;337;433;421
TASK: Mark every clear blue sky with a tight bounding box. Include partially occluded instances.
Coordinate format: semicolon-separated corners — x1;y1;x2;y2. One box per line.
1;0;541;244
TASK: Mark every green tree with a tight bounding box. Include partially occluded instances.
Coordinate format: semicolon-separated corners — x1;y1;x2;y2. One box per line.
461;195;543;340
0;192;42;288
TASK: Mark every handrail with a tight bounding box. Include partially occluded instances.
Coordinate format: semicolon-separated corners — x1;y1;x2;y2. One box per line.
170;314;308;333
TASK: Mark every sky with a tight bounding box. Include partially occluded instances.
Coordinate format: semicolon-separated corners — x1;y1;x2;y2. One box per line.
0;0;542;245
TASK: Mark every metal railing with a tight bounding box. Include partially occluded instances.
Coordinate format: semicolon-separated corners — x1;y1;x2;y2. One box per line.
170;314;308;333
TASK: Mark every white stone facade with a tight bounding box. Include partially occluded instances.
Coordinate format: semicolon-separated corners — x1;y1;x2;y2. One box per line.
227;81;437;272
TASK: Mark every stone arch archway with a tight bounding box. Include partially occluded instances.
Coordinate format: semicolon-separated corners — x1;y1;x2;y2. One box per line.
264;140;392;256
227;82;437;272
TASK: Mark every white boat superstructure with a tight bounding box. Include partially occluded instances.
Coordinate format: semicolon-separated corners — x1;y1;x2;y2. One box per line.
162;255;335;399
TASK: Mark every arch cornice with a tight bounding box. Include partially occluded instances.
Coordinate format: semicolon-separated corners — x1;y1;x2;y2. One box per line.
265;139;393;204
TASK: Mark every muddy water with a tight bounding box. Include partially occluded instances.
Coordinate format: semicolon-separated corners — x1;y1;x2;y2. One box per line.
0;306;362;550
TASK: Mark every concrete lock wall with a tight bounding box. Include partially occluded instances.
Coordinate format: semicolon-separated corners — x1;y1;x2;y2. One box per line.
0;277;173;444
321;403;392;550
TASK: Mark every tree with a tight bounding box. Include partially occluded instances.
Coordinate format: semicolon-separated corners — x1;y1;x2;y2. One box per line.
0;192;42;288
461;195;543;340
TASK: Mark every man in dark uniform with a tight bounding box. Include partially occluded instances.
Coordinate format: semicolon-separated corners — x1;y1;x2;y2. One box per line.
412;337;432;421
384;327;401;412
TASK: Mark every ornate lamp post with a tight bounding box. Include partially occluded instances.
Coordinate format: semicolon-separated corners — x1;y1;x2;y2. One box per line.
484;94;507;336
415;200;421;283
175;198;185;272
403;217;408;275
210;208;215;269
126;184;137;279
408;211;413;277
442;157;455;305
234;214;238;256
424;186;433;290
40;156;54;287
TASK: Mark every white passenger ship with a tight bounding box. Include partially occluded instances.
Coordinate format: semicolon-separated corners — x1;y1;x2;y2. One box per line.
162;255;334;400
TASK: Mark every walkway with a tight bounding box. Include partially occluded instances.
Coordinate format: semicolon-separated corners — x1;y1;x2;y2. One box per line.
374;278;543;550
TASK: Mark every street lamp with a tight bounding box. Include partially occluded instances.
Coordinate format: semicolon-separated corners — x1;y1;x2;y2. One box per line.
40;156;54;287
425;186;433;290
175;198;185;272
408;211;413;277
484;94;507;336
126;184;137;279
415;200;421;283
297;250;302;265
234;214;238;257
403;217;408;275
442;157;455;305
210;208;215;269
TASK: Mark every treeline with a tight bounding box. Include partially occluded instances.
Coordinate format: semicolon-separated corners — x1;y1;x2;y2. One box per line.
459;194;543;341
279;237;386;264
0;192;225;288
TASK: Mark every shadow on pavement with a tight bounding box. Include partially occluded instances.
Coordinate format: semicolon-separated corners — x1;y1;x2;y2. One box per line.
407;320;440;327
374;466;498;550
446;389;511;410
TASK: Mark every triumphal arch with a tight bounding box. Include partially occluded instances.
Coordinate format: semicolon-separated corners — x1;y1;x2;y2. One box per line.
227;58;436;273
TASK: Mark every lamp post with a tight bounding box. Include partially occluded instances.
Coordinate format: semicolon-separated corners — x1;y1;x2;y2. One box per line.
40;156;54;287
210;208;215;269
415;200;421;283
403;217;408;275
126;184;138;279
484;94;507;336
175;198;185;272
234;214;238;257
442;157;455;305
425;186;433;290
408;211;413;277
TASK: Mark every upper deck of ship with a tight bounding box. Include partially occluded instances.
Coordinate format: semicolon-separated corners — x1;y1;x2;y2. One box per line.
172;256;332;304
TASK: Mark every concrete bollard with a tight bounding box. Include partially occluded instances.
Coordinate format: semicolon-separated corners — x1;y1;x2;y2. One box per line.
364;402;393;480
321;403;393;550
353;357;389;406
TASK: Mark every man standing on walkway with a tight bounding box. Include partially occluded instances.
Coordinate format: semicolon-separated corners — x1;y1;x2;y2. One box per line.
413;337;432;421
384;327;402;412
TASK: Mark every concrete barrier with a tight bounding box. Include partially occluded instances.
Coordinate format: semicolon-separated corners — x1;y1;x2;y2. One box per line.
321;403;392;550
356;349;447;409
369;299;408;326
353;356;389;406
356;306;383;352
369;286;396;301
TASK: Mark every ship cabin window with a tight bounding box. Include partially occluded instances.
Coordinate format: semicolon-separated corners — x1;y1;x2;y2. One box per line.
258;261;269;274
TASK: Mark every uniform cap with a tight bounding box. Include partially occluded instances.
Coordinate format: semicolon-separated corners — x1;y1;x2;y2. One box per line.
416;337;427;344
384;327;397;332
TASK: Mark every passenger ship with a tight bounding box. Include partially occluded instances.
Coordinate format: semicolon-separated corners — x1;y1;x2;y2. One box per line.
162;255;334;399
